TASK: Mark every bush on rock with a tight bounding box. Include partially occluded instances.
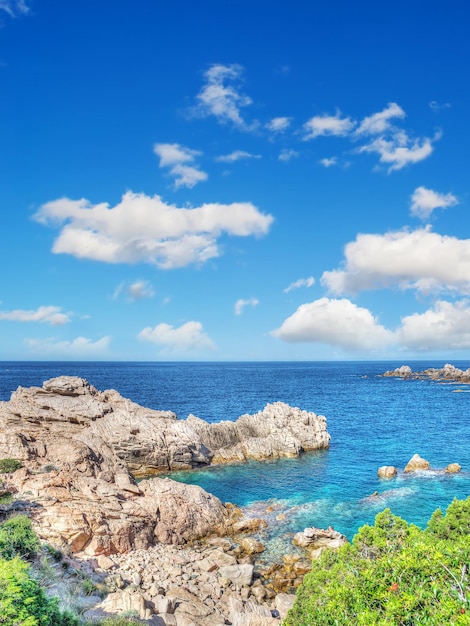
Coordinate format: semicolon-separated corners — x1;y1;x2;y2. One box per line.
285;497;470;625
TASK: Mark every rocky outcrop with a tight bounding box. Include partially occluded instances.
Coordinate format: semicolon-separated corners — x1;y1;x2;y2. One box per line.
404;454;430;473
292;526;348;559
378;465;397;479
0;376;330;557
383;363;470;383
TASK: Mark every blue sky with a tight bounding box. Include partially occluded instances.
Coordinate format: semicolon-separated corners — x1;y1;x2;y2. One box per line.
1;0;469;361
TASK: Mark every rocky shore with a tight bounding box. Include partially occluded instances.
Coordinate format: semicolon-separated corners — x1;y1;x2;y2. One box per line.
0;376;332;624
383;363;470;383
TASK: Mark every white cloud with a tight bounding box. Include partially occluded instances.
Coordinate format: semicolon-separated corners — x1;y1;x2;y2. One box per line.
303;110;354;140
278;149;299;162
138;321;215;352
355;102;405;136
358;129;440;172
24;336;110;355
283;277;315;294
319;157;338;168
265;117;291;132
397;300;470;350
153;143;200;167
34;191;274;269
114;280;154;301
321;227;470;296
153;143;207;189
234;298;259;315
171;164;208;189
410;186;458;220
429;100;451;113
272;297;393;351
0;0;30;17
193;63;256;131
0;306;70;325
215;150;261;163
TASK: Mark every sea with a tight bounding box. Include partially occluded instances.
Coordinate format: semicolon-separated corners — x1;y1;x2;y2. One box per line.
1;360;469;562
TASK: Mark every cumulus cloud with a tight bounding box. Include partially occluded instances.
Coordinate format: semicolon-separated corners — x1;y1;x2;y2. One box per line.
321;227;470;296
358;130;440;172
34;191;274;269
24;336;110;355
278;149;299;162
0;306;70;325
265;117;291;132
397;300;470;350
138;321;215;352
355;102;405;136
193;64;256;131
0;0;30;17
272;297;393;351
283;277;315;294
234;298;259;315
319;157;338;168
215;150;261;163
303;110;354;140
410;186;458;220
113;280;154;301
154;143;207;189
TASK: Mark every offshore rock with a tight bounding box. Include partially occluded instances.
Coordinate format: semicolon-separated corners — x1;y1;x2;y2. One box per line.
404;454;430;473
0;376;330;556
292;526;348;556
378;465;398;479
383;363;470;383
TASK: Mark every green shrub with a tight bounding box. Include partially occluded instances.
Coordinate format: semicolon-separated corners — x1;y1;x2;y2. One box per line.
286;498;470;625
0;491;13;504
0;556;79;625
0;514;40;560
0;458;23;474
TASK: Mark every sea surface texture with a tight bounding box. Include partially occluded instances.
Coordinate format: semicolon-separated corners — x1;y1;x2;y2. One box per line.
1;361;469;561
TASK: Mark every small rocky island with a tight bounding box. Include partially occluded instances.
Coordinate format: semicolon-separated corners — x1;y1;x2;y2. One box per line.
383;363;470;383
0;376;331;624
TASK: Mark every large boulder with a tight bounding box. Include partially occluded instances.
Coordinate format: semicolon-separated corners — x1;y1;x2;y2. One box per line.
404;454;430;473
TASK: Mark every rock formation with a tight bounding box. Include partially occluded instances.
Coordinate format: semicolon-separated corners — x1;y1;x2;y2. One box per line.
377;465;397;479
0;376;330;557
292;526;348;559
383;363;470;383
404;454;430;473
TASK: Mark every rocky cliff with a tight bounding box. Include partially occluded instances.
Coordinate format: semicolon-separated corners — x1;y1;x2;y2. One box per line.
0;376;330;556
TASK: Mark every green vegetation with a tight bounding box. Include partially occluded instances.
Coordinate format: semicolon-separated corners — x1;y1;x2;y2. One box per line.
0;458;23;473
285;497;470;625
0;515;40;560
0;556;79;625
0;491;13;504
0;514;142;625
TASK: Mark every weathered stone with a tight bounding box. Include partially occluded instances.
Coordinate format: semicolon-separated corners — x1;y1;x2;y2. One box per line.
274;593;295;620
445;463;462;473
404;454;430;473
292;526;348;552
378;465;397;479
218;564;254;588
241;537;265;555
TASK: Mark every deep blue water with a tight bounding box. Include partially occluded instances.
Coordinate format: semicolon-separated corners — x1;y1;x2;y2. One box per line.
1;361;469;560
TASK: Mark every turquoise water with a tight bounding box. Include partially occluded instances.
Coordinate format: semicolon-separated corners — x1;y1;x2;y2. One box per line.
1;360;469;559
